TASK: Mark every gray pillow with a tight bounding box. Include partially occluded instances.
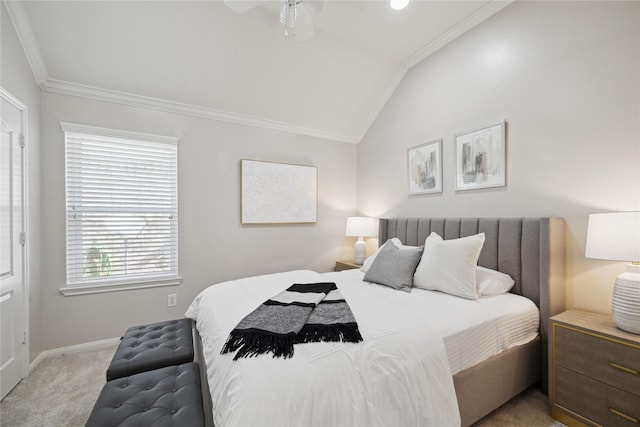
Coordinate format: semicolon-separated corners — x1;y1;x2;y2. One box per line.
363;240;423;292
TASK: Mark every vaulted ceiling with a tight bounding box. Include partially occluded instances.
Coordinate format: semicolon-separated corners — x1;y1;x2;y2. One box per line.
6;0;511;143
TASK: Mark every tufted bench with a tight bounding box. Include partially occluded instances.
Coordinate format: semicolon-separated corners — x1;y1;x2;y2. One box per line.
106;319;194;381
86;362;205;427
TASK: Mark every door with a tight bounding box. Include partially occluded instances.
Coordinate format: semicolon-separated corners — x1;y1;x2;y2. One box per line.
0;88;27;401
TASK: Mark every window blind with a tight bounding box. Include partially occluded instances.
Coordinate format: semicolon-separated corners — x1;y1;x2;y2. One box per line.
63;123;178;287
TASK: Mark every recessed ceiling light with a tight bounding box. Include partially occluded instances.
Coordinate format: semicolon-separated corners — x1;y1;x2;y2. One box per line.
390;0;410;10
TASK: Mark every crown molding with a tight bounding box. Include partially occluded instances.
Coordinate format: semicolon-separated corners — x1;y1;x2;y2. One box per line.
356;0;513;141
403;0;513;70
3;0;49;85
42;78;358;144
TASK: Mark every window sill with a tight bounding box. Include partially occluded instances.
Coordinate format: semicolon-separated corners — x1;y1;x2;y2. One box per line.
59;276;183;296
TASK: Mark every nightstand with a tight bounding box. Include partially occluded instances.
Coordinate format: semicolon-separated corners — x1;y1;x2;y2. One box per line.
335;260;360;272
550;310;640;427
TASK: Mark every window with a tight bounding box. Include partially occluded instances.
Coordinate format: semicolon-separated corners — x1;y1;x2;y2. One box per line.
61;123;180;295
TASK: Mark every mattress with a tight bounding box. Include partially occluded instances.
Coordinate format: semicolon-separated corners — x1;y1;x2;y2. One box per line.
330;268;540;375
187;269;463;427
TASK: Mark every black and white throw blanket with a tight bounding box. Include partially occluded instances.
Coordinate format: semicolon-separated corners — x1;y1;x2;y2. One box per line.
221;282;363;360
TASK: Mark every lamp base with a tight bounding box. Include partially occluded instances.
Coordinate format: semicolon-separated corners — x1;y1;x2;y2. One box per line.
611;263;640;335
354;237;366;265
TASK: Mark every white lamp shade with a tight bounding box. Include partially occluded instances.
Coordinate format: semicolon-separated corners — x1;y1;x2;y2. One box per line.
585;212;640;262
293;5;314;41
345;217;377;238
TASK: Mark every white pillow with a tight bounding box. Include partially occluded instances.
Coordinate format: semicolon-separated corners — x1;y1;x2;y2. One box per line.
413;232;485;300
477;266;514;296
360;238;419;272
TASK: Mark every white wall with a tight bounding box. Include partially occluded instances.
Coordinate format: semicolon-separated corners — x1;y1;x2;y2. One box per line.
1;2;43;362
357;1;640;314
40;92;356;350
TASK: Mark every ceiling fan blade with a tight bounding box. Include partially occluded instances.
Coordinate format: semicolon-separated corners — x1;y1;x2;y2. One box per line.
224;0;262;14
303;0;324;15
294;5;314;42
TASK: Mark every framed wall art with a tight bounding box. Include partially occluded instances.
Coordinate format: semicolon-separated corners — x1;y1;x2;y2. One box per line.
454;121;506;191
407;139;442;195
241;159;317;224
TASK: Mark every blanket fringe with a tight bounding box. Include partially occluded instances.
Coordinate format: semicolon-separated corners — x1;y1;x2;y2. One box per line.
294;323;363;344
221;330;295;360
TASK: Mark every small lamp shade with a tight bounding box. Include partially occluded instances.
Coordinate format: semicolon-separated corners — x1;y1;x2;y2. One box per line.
345;217;377;238
345;217;377;265
586;212;640;262
585;212;640;334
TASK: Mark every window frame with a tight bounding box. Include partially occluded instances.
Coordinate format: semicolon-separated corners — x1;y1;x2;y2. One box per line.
59;122;181;296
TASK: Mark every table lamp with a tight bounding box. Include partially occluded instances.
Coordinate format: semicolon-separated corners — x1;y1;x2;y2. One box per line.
345;217;377;265
585;212;640;334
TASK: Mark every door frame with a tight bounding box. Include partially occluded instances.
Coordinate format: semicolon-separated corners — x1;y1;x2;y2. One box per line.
1;86;30;378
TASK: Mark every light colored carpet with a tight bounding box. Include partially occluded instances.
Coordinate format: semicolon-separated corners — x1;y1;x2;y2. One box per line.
1;344;565;426
0;344;117;427
472;388;565;427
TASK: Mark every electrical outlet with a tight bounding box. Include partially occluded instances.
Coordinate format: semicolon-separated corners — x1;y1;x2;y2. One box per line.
168;294;177;307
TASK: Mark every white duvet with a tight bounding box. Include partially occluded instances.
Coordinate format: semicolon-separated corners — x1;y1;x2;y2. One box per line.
186;269;538;427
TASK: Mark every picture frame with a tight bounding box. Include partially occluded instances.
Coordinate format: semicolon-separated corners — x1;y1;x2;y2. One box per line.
241;159;317;224
454;121;506;191
407;139;443;195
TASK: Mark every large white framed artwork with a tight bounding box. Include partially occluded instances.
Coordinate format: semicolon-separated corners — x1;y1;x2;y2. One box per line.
241;159;317;224
407;139;442;195
454;121;506;191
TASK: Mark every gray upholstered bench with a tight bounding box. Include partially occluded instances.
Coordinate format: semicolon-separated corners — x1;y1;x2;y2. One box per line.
86;362;205;427
106;319;194;381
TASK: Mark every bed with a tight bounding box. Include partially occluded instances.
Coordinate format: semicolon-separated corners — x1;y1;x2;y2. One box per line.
187;217;565;426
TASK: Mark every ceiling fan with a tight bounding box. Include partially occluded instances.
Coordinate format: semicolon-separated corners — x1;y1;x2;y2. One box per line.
224;0;324;41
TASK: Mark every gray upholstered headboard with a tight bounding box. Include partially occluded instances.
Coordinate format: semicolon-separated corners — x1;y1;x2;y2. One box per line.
378;217;566;391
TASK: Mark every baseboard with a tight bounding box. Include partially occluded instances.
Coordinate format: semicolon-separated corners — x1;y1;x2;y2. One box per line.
29;337;120;373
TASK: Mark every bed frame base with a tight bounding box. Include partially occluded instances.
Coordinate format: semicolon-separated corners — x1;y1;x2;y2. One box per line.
454;337;541;426
193;324;215;427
